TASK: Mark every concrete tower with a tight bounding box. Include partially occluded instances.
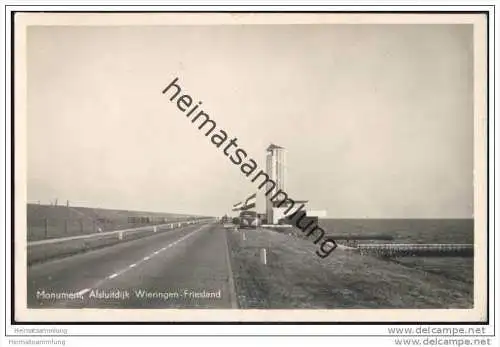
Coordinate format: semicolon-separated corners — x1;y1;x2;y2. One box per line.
265;144;286;223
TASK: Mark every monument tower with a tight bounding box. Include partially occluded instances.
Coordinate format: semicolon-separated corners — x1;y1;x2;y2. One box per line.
265;144;286;223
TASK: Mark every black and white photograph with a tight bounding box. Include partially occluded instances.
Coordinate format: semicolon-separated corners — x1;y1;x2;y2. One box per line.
11;11;489;325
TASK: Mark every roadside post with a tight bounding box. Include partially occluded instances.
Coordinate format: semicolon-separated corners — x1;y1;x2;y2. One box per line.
260;248;267;265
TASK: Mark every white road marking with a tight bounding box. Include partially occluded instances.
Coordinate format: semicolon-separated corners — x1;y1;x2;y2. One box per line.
75;224;208;294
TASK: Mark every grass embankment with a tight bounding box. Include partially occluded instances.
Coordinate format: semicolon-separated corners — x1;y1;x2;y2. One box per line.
268;225;474;283
27;223;200;266
27;204;202;241
226;227;473;309
26;204;209;265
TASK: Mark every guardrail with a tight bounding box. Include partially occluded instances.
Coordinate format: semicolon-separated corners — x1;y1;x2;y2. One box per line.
27;218;216;264
28;218;215;246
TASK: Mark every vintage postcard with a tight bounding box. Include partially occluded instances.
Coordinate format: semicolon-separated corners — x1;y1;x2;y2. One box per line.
13;11;488;323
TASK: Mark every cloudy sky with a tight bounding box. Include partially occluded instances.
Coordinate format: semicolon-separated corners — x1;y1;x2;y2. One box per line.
27;23;473;218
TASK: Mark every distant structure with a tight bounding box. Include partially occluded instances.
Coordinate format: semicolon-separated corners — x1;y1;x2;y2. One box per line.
264;143;326;225
265;144;286;223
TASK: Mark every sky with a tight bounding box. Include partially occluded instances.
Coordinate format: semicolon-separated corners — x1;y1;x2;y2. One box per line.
27;24;474;218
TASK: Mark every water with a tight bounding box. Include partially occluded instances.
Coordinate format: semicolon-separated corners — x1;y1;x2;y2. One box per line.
318;218;474;244
317;219;475;284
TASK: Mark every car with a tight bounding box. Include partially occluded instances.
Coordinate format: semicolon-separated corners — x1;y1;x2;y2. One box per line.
239;210;259;229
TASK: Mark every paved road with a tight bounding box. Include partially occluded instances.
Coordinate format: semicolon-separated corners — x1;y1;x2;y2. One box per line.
27;223;237;308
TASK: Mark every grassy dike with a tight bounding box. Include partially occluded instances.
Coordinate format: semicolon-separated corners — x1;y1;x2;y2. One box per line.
27;221;208;266
226;227;473;309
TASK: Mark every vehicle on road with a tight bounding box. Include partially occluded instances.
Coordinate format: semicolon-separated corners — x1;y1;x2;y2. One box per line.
239;210;259;229
220;215;230;224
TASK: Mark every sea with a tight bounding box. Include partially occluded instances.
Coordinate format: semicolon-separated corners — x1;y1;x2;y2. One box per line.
317;218;474;244
317;218;475;284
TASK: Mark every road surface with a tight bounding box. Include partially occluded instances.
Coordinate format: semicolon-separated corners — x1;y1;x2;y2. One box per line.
28;223;237;308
